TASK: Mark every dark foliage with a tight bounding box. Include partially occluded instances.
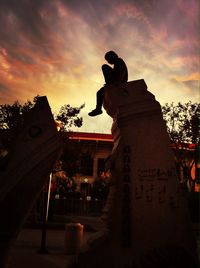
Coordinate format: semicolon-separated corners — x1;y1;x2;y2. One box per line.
0;99;36;131
56;103;85;131
0;96;85;156
91;178;109;200
162;102;200;191
162;101;200;145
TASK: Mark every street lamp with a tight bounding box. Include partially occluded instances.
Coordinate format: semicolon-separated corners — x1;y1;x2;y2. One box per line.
38;173;52;254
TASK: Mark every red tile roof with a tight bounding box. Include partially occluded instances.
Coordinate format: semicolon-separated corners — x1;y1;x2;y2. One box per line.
67;132;197;149
67;132;113;142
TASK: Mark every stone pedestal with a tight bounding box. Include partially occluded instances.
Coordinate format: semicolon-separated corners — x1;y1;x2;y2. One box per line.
65;223;84;255
73;80;198;268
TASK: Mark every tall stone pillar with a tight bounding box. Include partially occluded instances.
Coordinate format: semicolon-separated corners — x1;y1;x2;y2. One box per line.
74;80;198;268
0;97;61;267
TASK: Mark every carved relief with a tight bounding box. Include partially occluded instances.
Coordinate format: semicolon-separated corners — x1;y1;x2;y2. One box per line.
121;145;132;248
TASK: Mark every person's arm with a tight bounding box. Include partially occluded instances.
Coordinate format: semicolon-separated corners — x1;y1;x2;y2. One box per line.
113;59;128;83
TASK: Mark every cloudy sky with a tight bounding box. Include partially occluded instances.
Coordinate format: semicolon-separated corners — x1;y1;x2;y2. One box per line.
0;0;199;133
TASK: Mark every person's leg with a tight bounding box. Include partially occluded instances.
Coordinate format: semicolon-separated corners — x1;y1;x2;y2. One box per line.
102;64;114;85
88;64;113;117
88;87;104;116
96;87;105;110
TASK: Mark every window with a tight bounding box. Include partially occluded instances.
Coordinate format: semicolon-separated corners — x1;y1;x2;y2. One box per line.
80;155;93;176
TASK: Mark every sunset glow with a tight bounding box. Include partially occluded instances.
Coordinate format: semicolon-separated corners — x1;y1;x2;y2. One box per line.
0;0;199;133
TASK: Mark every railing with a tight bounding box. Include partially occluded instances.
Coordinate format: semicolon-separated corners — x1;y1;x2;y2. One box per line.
49;198;106;217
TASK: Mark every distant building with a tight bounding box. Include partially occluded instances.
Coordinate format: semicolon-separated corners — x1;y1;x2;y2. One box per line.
64;132;199;193
66;132;113;192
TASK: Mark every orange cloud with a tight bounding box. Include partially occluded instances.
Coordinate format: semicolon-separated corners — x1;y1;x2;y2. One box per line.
175;72;200;82
0;0;199;133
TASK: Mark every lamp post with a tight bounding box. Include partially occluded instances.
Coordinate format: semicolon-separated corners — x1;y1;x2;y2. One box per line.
38;173;52;254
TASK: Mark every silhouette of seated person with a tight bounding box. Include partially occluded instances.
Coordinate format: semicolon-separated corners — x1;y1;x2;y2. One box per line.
88;51;128;117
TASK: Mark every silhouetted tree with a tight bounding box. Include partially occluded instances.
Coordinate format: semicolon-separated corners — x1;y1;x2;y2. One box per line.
162;102;199;144
0;97;84;156
162;102;200;191
0;98;37;130
0;97;39;153
0;98;85;132
56;103;85;131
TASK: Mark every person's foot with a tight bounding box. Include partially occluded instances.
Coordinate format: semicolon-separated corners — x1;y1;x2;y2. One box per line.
88;109;103;116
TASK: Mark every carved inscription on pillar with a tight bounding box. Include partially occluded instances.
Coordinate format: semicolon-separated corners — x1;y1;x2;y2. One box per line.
121;145;131;248
135;167;180;208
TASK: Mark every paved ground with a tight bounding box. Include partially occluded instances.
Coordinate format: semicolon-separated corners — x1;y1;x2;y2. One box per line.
9;228;94;268
6;218;200;268
8;216;102;268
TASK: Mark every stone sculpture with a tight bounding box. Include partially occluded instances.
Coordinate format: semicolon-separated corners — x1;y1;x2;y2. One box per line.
0;97;61;267
72;80;198;268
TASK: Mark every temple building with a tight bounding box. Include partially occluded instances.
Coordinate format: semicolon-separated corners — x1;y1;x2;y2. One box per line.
63;132;199;193
65;132;113;192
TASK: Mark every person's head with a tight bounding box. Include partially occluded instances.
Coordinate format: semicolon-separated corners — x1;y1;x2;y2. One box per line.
105;51;118;64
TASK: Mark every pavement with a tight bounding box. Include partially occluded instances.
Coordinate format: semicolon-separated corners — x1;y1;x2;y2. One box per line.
9;228;94;268
7;218;200;268
8;216;102;268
